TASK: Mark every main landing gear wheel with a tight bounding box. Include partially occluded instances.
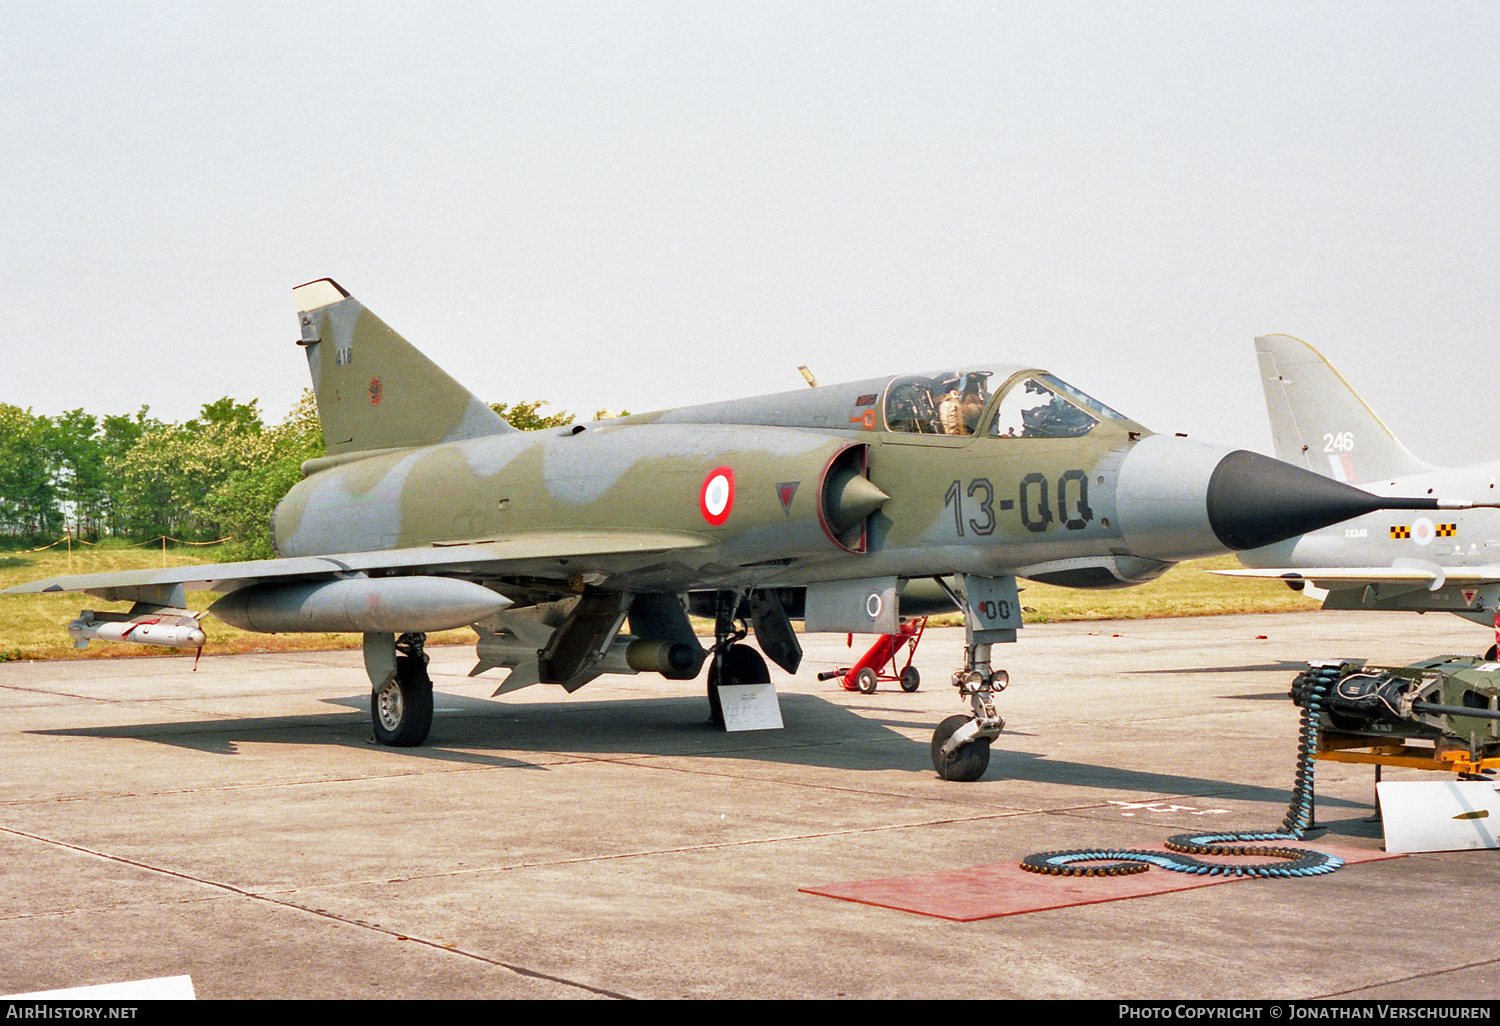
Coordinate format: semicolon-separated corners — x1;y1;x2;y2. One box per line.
931;714;992;782
372;638;433;747
708;643;769;730
855;667;879;694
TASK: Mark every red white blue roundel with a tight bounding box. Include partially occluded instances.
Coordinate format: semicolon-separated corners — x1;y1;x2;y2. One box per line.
700;466;735;526
1411;517;1435;545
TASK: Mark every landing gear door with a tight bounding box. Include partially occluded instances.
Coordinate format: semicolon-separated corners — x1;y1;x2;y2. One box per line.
804;577;899;634
959;574;1022;644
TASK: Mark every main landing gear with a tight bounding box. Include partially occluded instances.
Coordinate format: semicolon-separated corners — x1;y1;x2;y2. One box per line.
929;575;1018;782
708;643;770;729
706;590;773;729
368;631;433;747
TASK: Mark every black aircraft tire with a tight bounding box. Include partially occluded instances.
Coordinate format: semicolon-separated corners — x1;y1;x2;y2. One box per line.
708;643;770;730
1486;645;1498;662
856;667;879;694
931;714;991;782
899;665;920;692
372;654;434;747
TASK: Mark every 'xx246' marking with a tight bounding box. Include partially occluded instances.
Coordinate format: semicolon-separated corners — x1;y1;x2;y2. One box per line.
945;472;1094;536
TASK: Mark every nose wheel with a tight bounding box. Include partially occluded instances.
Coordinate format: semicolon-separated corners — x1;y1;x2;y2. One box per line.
933;715;992;781
931;667;1007;781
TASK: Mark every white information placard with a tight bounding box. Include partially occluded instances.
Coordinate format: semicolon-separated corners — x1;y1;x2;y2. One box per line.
1377;780;1500;853
719;682;784;732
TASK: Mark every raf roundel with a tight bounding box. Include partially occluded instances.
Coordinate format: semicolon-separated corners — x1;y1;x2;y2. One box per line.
1411;517;1435;546
699;467;735;526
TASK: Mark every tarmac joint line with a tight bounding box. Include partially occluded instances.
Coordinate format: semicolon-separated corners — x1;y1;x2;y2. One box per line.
0;823;632;999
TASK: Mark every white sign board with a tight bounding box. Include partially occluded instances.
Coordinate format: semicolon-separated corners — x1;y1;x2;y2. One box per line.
719;682;783;732
1377;780;1500;854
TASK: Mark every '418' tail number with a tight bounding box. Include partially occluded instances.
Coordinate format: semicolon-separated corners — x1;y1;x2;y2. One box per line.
945;472;1093;536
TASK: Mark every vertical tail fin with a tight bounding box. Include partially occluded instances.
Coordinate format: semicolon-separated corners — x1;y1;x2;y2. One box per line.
1255;334;1434;483
293;279;513;457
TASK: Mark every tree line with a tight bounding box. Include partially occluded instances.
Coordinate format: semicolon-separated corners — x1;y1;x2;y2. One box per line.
0;394;584;560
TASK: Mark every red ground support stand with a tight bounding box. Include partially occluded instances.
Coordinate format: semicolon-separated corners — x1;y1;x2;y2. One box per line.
817;617;928;694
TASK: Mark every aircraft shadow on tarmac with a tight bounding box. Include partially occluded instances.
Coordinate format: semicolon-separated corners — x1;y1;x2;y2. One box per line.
29;687;1371;821
1124;661;1319;702
31;689;907;768
1127;660;1312;675
983;745;1368;816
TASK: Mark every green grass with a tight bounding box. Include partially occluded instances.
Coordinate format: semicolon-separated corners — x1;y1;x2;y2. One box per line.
1016;553;1313;622
0;543;1315;663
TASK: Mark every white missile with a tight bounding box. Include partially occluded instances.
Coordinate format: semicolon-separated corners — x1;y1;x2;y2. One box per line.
69;610;207;650
208;576;509;634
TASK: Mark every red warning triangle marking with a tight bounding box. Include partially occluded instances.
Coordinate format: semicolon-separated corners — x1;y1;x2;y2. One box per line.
777;482;799;513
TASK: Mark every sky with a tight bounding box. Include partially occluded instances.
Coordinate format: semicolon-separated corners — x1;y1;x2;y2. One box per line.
3;1;1497;465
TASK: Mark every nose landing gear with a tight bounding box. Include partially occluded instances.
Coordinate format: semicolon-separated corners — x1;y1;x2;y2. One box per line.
932;653;1008;781
929;575;1019;781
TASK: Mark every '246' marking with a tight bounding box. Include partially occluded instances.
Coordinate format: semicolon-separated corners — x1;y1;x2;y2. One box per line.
944;472;1094;536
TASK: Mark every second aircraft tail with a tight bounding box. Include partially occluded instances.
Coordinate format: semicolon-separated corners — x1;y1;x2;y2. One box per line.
1255;334;1433;484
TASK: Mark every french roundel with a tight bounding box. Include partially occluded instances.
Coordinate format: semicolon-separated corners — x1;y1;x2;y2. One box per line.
699;467;735;526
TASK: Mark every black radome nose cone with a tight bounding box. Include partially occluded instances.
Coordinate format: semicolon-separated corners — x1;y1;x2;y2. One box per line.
1206;450;1429;551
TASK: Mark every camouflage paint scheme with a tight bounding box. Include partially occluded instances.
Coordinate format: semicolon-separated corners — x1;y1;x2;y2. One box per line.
276;282;1182;592
9;280;1443;766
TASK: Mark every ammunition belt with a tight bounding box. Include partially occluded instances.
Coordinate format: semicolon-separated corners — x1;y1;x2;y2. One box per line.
1020;665;1345;880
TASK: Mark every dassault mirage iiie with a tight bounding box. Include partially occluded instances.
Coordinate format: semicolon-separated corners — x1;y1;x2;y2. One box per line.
1215;334;1500;653
6;282;1475;780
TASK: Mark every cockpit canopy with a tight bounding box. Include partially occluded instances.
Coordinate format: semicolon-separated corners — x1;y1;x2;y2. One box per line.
883;370;1127;439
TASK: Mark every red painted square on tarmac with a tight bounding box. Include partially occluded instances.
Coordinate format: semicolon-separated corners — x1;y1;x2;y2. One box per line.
800;844;1398;921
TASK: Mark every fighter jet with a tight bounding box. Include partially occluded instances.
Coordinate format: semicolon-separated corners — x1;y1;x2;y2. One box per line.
4;282;1471;780
1215;334;1500;653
